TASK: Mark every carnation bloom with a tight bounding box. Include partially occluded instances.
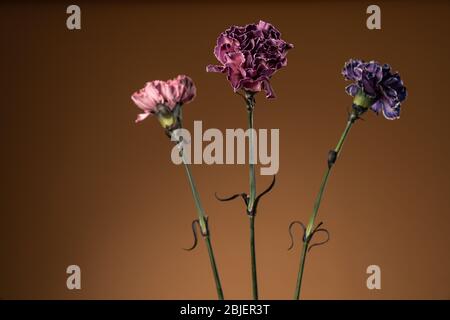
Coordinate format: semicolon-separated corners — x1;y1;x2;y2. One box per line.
206;20;293;98
131;75;196;124
342;59;407;120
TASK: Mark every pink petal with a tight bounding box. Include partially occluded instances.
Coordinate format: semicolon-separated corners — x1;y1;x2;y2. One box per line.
214;35;239;64
224;52;246;89
135;112;151;123
206;64;225;73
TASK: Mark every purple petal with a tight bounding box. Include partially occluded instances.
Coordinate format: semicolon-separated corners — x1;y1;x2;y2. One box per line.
381;100;401;120
262;79;276;98
343;59;407;120
370;100;383;114
213;35;239;64
224;52;246;89
206;64;225;73
345;84;359;96
342;59;364;81
206;20;292;99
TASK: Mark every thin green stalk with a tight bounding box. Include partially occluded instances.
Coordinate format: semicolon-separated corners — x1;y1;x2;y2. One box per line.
248;107;256;210
182;156;224;300
249;215;258;300
246;94;258;300
204;235;224;300
305;167;332;237
294;115;356;300
294;241;308;300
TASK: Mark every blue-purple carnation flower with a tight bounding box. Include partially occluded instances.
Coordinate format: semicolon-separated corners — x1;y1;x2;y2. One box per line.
207;20;293;99
342;59;407;120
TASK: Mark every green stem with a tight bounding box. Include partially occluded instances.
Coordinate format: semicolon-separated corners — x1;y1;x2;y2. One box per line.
182;157;224;300
246;94;258;300
250;215;258;300
293;115;356;300
204;235;224;300
305;167;332;237
248;107;256;210
335;117;354;155
294;241;308;300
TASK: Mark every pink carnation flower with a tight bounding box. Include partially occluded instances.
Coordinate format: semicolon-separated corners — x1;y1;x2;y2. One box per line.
131;75;196;123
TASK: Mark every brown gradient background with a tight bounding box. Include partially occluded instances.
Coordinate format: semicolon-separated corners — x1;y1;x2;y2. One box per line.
1;1;449;300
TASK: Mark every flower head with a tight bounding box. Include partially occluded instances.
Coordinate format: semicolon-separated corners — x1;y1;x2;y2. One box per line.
131;75;196;126
342;59;407;120
207;20;293;99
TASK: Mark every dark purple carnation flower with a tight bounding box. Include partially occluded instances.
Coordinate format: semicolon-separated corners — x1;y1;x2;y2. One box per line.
206;20;294;98
342;59;407;120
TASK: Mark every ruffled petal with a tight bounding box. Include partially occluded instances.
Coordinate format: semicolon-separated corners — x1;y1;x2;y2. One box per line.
343;59;407;120
206;64;225;73
381;100;401;120
135;112;151;123
342;59;364;81
131;75;197;123
370;100;383;114
177;75;196;105
345;84;360;96
131;83;162;113
262;78;276;98
214;34;240;64
239;79;262;93
206;20;292;99
224;52;246;90
159;81;177;109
